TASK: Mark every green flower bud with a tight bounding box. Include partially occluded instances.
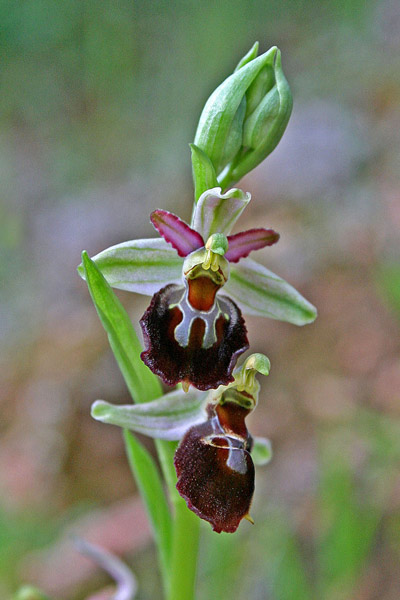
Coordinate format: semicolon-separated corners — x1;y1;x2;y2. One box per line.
229;49;292;186
193;43;292;191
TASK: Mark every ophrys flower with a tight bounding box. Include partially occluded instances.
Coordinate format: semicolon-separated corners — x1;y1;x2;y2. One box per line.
79;187;316;391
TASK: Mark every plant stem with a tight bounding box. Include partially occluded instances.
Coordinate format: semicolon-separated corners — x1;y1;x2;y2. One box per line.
167;494;201;600
155;439;178;498
155;438;201;600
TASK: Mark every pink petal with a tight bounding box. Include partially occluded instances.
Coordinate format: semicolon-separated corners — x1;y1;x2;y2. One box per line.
151;210;204;257
225;228;280;263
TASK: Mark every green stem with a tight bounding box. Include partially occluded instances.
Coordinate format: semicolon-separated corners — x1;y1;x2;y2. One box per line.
155;439;178;498
167;494;201;600
155;438;201;599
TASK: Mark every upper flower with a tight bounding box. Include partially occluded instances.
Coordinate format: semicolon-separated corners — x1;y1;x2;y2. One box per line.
78;186;317;391
139;189;279;390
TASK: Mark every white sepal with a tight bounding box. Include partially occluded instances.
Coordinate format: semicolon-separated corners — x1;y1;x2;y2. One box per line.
91;388;208;441
78;238;182;296
191;186;251;241
225;258;317;325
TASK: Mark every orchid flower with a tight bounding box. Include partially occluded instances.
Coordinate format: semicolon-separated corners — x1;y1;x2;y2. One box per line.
92;353;272;533
79;186;316;391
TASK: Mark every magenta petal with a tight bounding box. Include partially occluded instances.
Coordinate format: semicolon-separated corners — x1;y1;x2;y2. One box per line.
225;228;280;263
140;284;249;391
150;210;204;257
174;402;254;533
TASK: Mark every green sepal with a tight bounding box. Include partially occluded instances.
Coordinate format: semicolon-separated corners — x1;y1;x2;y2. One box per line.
245;64;275;118
191;186;250;241
226;258;317;326
81;251;161;403
190;144;219;203
124;430;173;592
234;41;259;72
218;95;246;172
243;85;280;149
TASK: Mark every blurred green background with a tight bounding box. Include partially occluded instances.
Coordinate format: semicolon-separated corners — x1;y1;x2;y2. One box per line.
1;1;400;598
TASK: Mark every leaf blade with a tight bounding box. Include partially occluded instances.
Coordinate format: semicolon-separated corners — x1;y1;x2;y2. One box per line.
124;430;172;591
81;251;161;403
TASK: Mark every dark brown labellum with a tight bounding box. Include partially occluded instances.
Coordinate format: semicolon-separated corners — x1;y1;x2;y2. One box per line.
140;284;249;390
174;401;254;533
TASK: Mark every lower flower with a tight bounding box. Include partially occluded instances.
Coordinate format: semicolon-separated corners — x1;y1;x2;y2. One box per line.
174;400;254;533
91;353;272;533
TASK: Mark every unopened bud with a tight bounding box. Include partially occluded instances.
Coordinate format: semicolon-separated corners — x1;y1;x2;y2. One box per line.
193;44;292;192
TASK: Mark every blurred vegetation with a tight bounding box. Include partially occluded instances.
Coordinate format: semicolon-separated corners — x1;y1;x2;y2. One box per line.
199;410;400;600
1;0;399;598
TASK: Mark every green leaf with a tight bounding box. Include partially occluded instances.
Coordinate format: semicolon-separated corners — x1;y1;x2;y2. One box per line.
81;251;161;403
226;258;317;326
124;430;172;592
190;144;219;203
91;388;207;440
78;239;182;297
252;436;272;466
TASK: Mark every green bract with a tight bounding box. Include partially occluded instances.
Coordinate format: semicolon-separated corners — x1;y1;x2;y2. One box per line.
193;43;292;193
